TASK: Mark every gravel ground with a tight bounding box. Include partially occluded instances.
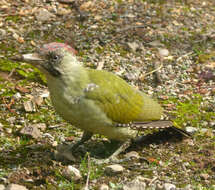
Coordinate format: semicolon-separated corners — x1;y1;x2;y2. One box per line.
0;0;215;189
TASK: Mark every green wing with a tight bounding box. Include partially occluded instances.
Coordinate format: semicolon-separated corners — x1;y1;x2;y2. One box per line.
85;69;163;124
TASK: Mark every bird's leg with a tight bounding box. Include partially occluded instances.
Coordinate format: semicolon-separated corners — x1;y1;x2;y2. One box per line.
107;140;131;161
92;140;132;164
70;131;93;151
54;131;93;162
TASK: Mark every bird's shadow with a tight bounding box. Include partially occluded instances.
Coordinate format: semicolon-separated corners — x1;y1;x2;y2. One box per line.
67;128;188;161
0;128;187;168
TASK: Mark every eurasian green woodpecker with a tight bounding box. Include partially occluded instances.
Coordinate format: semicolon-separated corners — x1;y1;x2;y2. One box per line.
22;43;189;162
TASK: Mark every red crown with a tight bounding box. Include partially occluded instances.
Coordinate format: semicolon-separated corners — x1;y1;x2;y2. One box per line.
41;42;77;55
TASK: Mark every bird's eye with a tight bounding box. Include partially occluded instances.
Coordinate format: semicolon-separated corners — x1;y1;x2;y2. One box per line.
53;55;59;60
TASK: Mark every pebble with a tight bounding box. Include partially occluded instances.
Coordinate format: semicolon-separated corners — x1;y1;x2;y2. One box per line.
5;184;28;190
36;8;55;21
32;123;46;131
0;29;6;37
105;164;124;175
20;125;42;139
13;92;22;100
158;48;169;57
6;128;12;134
62;165;82;181
123;178;146;190
52;141;58;147
183;184;192;190
23;101;36;112
0;184;5;190
210;121;215;127
33;96;43;106
202;121;208;126
99;184;109;190
185;127;198;133
163;183;176;190
148;40;164;47
7;117;16;124
200;128;208;133
200;173;209;180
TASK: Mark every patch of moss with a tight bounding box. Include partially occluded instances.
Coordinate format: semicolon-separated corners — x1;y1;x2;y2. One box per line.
0;59;46;83
5;15;21;23
162;94;215;131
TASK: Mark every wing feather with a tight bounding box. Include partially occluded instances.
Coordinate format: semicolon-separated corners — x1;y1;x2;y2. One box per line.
85;69;162;123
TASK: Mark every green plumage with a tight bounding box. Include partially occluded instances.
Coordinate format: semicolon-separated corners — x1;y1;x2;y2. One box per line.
86;69;163;124
22;44;167;142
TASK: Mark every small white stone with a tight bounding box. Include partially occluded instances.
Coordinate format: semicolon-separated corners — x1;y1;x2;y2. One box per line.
186;127;198;133
90;25;98;29
36;8;55;21
23;101;36;112
62;165;82;181
0;184;5;190
20;125;42;139
5;184;28;190
13;92;22;99
163;183;176;190
158;48;169;57
0;29;6;36
123;178;146;190
200;173;209;180
200;128;208;133
33;96;43;106
52;141;58;147
99;184;109;190
6;128;12;134
105;164;124;175
183;184;192;190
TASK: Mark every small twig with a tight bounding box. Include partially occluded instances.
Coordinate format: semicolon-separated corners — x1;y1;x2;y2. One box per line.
143;63;163;77
83;153;91;190
148;177;158;186
58;0;74;4
7;68;16;78
176;51;193;62
0;14;19;17
116;25;149;32
153;62;163;85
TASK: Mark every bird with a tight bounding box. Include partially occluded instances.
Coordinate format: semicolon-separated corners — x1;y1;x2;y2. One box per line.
22;42;190;163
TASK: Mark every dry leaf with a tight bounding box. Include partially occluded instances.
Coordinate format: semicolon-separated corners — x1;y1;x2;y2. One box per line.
15;85;30;93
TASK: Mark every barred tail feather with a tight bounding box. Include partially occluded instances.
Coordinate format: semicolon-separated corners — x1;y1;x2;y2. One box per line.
131;120;191;137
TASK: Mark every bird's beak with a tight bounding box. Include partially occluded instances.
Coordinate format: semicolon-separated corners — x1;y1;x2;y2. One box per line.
22;53;44;69
22;53;43;62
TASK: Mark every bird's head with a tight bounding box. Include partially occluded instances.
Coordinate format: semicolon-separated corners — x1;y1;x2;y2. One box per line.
22;42;78;77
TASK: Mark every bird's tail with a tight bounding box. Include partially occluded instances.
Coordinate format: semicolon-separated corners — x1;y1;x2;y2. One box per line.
130;120;191;137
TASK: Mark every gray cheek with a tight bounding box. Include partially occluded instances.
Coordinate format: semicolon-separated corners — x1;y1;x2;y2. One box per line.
42;62;61;77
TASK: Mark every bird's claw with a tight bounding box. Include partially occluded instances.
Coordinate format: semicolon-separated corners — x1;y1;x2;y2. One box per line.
91;156;121;164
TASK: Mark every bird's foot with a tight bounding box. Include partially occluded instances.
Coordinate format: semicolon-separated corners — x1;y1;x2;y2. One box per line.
91;140;132;164
91;155;120;164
